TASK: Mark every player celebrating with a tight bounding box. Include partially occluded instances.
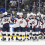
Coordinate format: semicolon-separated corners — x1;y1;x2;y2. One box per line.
18;12;27;41
31;13;39;40
41;15;45;39
12;12;20;41
1;12;12;41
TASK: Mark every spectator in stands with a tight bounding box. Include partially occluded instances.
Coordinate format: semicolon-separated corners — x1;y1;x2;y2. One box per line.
10;0;16;6
37;1;44;7
32;2;37;13
10;0;17;11
25;5;30;12
29;2;33;12
37;1;44;12
0;2;2;8
3;0;9;10
19;2;22;11
43;2;45;13
16;1;18;7
0;6;6;13
19;2;24;11
21;3;24;9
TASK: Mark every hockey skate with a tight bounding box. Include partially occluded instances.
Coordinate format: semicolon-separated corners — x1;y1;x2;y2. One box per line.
16;37;22;41
33;37;36;41
44;37;45;39
11;36;14;40
30;37;32;40
23;38;26;41
39;36;42;39
1;37;6;41
8;38;10;41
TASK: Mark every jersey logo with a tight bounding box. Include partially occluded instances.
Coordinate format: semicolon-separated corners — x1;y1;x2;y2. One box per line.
20;21;23;24
32;21;35;24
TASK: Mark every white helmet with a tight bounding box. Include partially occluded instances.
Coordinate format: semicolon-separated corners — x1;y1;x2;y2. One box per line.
17;12;20;15
33;13;36;16
37;12;41;16
19;12;23;15
30;12;36;16
2;12;7;15
30;12;34;15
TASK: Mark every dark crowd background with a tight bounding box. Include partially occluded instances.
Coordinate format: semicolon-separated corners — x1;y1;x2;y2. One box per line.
0;0;45;15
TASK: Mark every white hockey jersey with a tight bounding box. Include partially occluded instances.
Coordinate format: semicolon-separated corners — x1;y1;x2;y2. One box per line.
37;18;43;29
18;18;27;27
13;18;20;28
28;19;32;27
2;16;12;25
31;19;37;28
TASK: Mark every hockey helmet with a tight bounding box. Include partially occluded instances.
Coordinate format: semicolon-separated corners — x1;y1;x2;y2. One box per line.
2;12;7;15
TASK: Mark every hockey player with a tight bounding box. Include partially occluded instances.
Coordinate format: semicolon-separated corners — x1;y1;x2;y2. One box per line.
36;12;42;39
18;12;27;41
41;15;45;39
35;17;40;40
37;14;43;39
27;17;32;40
39;14;43;39
26;12;33;40
13;12;20;41
31;13;39;40
1;12;12;41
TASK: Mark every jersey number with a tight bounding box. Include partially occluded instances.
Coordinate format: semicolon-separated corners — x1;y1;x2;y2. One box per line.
4;19;9;22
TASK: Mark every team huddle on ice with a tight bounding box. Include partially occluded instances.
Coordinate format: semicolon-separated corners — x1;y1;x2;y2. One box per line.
0;12;45;41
